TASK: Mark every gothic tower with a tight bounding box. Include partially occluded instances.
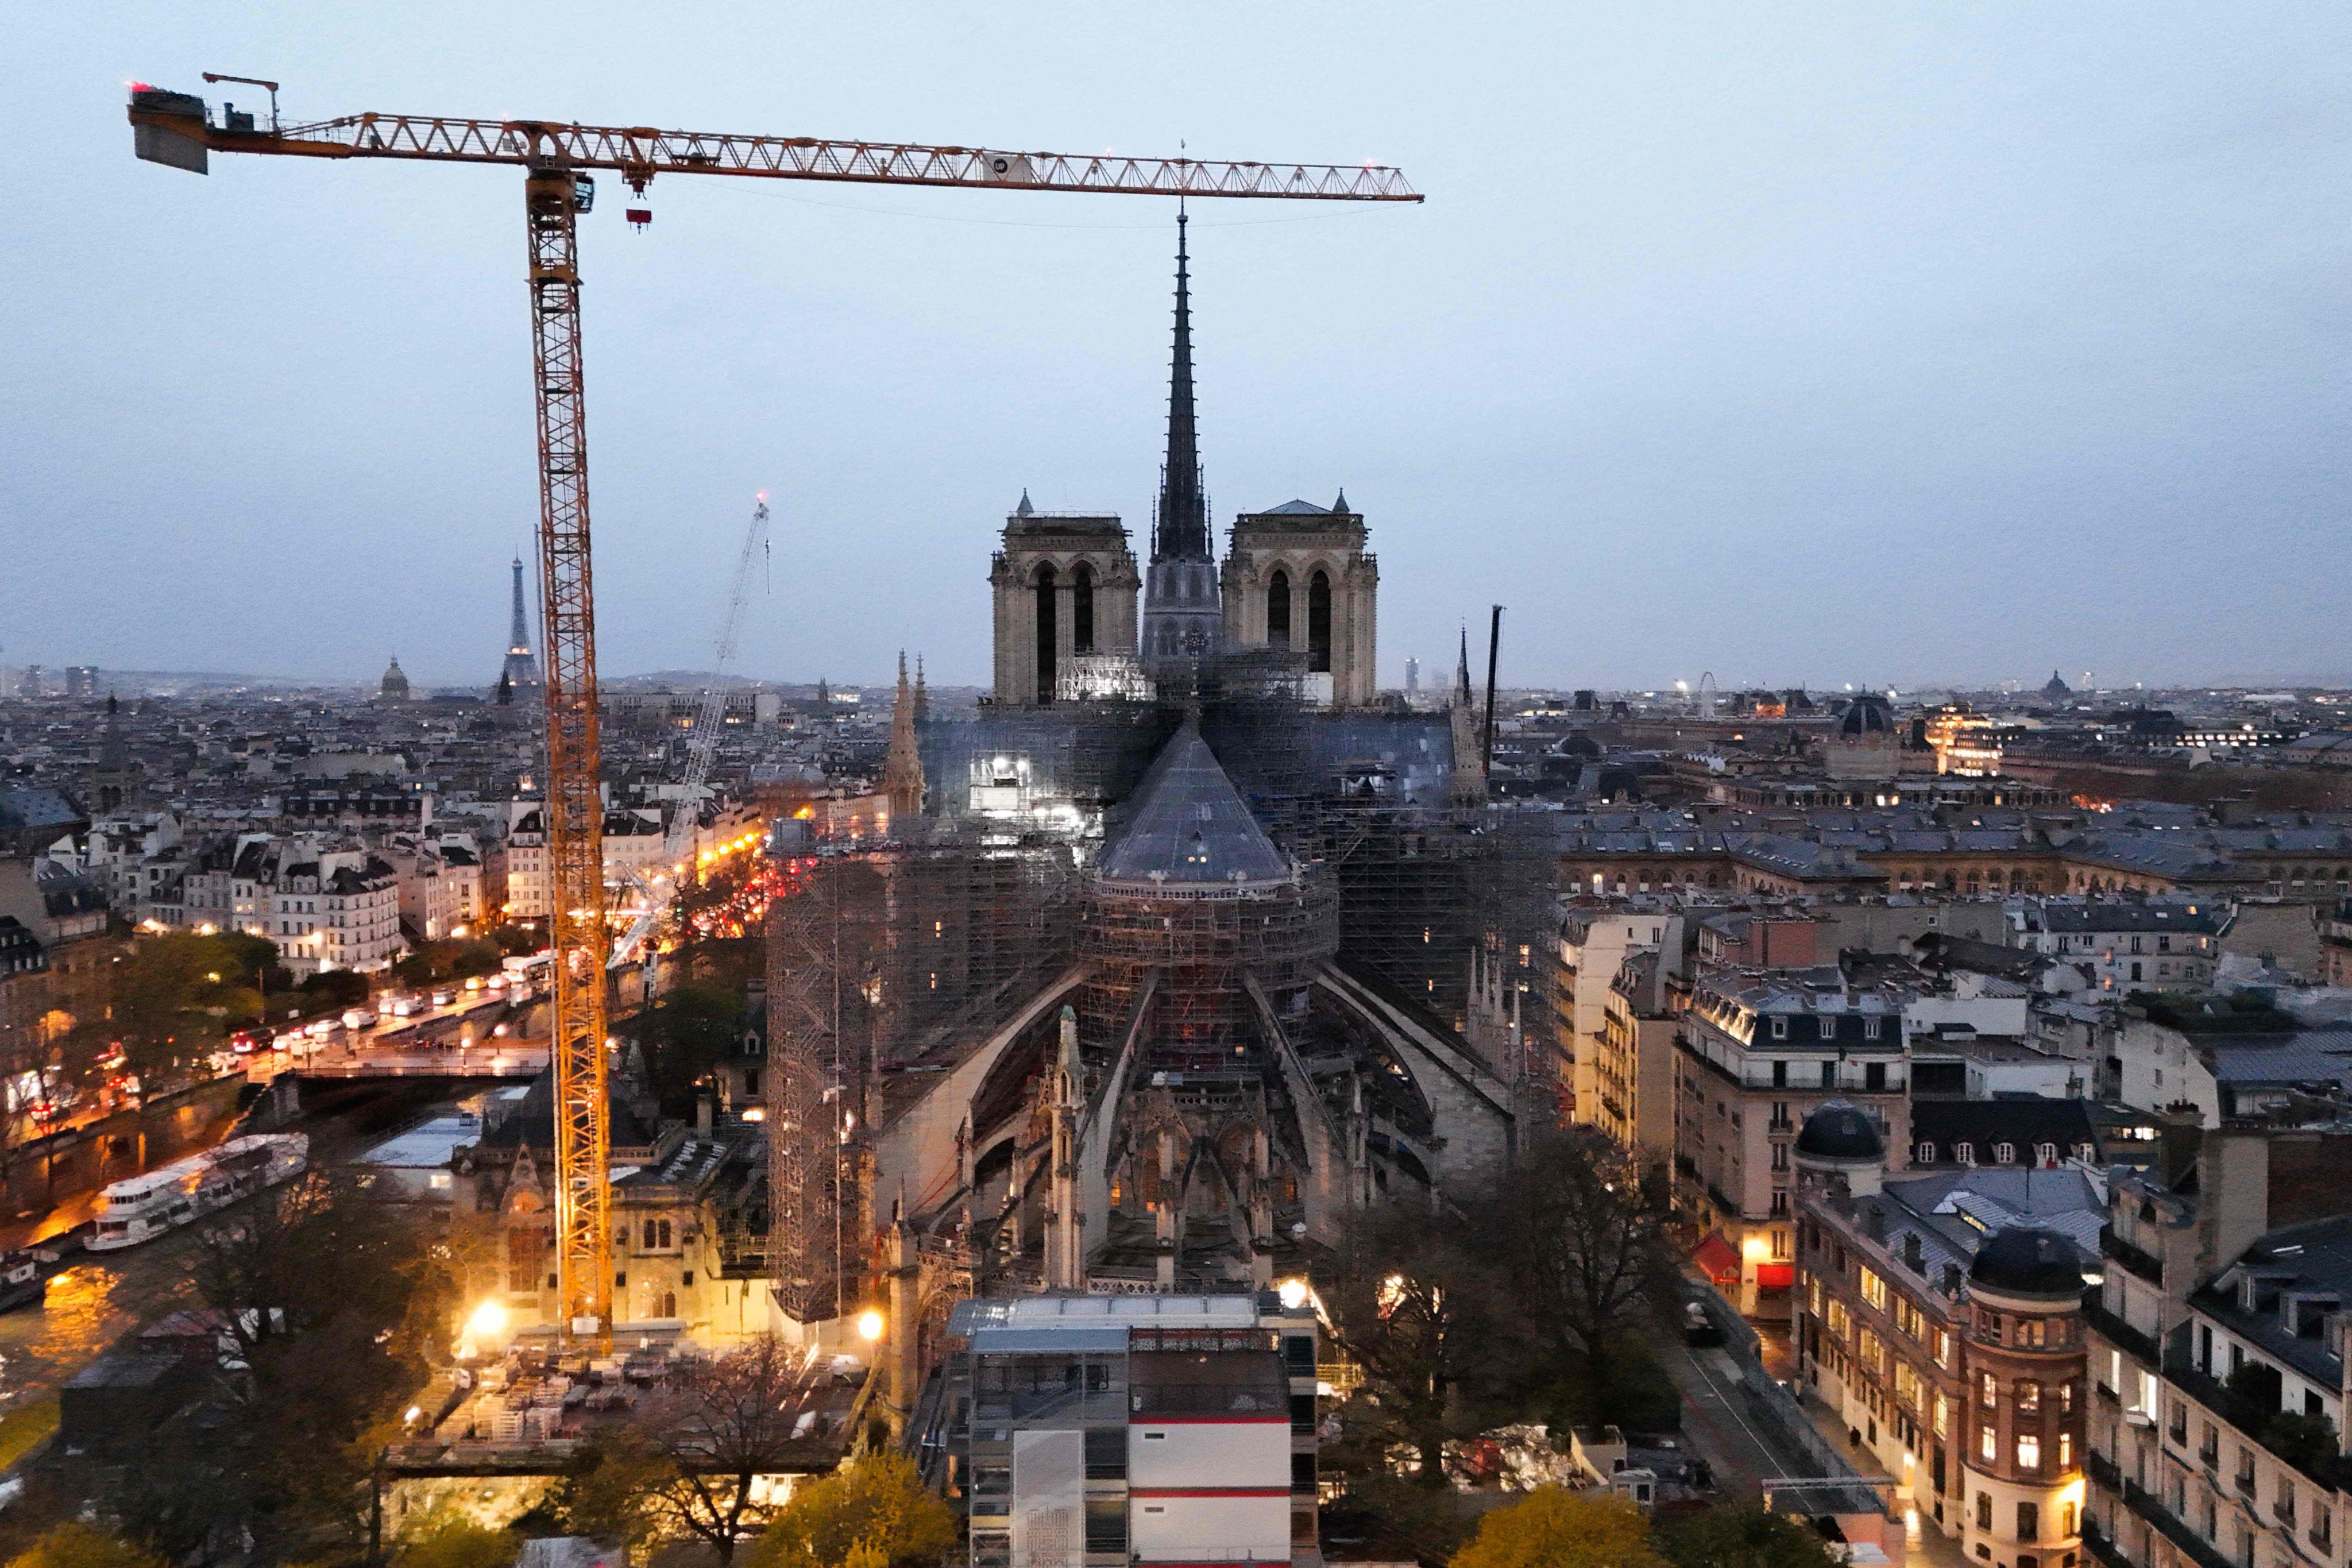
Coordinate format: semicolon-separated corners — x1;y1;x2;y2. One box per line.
499;556;544;701
1222;488;1380;708
885;651;925;824
1140;214;1225;678
989;492;1140;705
90;694;138;813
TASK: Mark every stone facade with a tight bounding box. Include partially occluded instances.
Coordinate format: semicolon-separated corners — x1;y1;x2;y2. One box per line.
1222;499;1379;708
988;503;1140;707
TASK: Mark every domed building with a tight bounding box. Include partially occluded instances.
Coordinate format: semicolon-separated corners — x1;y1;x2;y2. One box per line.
379;655;410;703
1793;1100;2102;1561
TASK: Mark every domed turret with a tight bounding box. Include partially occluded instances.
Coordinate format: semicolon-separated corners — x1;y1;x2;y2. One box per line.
1968;1224;2084;1299
1793;1099;1887;1196
380;655;411;703
1795;1099;1884;1161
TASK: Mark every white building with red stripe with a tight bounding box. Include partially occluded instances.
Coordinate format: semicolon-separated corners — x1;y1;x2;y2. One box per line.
936;1293;1320;1568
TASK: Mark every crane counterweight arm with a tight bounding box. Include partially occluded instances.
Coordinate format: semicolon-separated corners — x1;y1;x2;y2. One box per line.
129;91;1421;200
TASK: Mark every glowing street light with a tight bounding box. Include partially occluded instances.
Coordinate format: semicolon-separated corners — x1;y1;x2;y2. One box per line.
1276;1279;1310;1311
856;1309;885;1343
466;1300;510;1340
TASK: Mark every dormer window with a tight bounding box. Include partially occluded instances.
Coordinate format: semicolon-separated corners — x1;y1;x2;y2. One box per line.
1994;1142;2017;1165
1818;1017;1837;1040
1917;1142;1937;1164
1956;1142;1975;1167
1864;1016;1882;1040
2036;1142;2057;1166
1771;1017;1789;1040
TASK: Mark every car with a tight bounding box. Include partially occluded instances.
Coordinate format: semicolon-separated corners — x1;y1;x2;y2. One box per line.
430;989;457;1007
342;1010;370;1030
1682;1300;1723;1348
229;1034;258;1056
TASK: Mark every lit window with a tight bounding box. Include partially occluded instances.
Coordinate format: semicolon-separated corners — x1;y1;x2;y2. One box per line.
1979;1424;1996;1462
2017;1434;2041;1470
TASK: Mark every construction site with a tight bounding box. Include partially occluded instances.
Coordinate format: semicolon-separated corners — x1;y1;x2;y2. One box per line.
118;75;1563;1440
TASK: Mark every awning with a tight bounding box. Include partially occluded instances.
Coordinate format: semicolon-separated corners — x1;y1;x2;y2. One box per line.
1691;1231;1741;1281
1755;1263;1795;1291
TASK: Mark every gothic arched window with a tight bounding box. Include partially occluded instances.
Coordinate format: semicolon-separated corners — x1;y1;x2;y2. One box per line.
1072;562;1095;654
1033;563;1057;701
1267;569;1292;649
1308;570;1332;674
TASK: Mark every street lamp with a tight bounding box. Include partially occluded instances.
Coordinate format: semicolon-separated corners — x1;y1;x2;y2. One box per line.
856;1309;884;1343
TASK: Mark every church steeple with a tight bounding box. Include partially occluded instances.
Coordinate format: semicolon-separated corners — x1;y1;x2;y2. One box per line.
1152;211;1208;564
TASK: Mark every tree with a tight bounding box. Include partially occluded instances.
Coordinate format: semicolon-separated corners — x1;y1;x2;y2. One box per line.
3;1525;165;1568
1652;1505;1839;1568
107;1169;443;1565
625;980;743;1118
632;1337;816;1563
544;1439;673;1558
1319;1200;1509;1486
1479;1130;1681;1426
752;1454;955;1568
1449;1488;1662;1568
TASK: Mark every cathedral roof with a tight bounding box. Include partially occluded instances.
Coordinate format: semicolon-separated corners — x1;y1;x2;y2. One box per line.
1257;499;1332;516
1096;723;1289;885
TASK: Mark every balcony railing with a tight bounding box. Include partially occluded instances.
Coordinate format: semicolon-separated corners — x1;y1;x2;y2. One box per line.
2100;1226;2165;1286
2111;1467;2240;1568
2082;1292;2164;1369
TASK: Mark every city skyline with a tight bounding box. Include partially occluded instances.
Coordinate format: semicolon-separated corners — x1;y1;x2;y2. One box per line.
7;5;2347;689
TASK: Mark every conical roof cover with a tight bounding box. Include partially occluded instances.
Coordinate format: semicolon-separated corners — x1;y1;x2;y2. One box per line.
1098;723;1288;884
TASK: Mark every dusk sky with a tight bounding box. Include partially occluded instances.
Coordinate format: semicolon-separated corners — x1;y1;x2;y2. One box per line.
6;4;2346;692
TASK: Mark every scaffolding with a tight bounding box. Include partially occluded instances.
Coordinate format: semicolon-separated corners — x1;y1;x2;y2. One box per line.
1081;866;1339;1071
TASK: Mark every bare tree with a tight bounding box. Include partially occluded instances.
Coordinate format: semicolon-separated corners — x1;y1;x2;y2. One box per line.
1481;1129;1681;1422
1318;1201;1505;1486
636;1335;814;1563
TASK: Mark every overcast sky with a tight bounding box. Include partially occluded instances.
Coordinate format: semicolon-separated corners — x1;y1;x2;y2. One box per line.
6;4;2346;693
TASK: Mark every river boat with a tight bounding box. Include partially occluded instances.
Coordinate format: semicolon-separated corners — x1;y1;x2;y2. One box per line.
87;1134;308;1253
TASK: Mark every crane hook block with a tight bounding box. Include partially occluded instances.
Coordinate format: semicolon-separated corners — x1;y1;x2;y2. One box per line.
626;208;652;231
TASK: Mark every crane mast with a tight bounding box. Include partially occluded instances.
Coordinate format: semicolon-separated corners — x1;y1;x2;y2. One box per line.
128;83;1420;1342
613;497;771;970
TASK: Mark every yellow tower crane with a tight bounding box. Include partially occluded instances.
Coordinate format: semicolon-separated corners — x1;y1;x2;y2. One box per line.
127;82;1422;1339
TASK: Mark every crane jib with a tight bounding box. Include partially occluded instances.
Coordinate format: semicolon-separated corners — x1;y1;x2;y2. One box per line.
129;92;1423;200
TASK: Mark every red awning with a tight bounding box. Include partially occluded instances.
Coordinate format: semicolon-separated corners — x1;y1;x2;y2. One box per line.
1691;1231;1741;1281
1755;1263;1795;1291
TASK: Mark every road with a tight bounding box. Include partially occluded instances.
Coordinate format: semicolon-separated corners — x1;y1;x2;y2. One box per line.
240;996;549;1081
1660;1338;1804;1500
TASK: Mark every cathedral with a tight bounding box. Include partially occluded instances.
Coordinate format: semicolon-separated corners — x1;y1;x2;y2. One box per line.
765;220;1552;1377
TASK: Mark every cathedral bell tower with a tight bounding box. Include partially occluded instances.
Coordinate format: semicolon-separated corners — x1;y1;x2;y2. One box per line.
989;493;1139;706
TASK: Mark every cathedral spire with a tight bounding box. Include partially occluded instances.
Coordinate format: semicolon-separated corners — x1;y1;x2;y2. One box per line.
1153;211;1208;563
886;650;924;827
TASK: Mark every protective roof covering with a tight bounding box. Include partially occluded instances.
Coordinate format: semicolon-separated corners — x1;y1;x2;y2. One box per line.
1096;723;1289;885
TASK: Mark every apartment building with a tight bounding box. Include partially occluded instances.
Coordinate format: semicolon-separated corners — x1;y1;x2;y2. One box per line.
2083;1127;2352;1568
1560;899;1681;1123
1678;966;1911;1312
2009;902;2228;992
1793;1102;2102;1566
